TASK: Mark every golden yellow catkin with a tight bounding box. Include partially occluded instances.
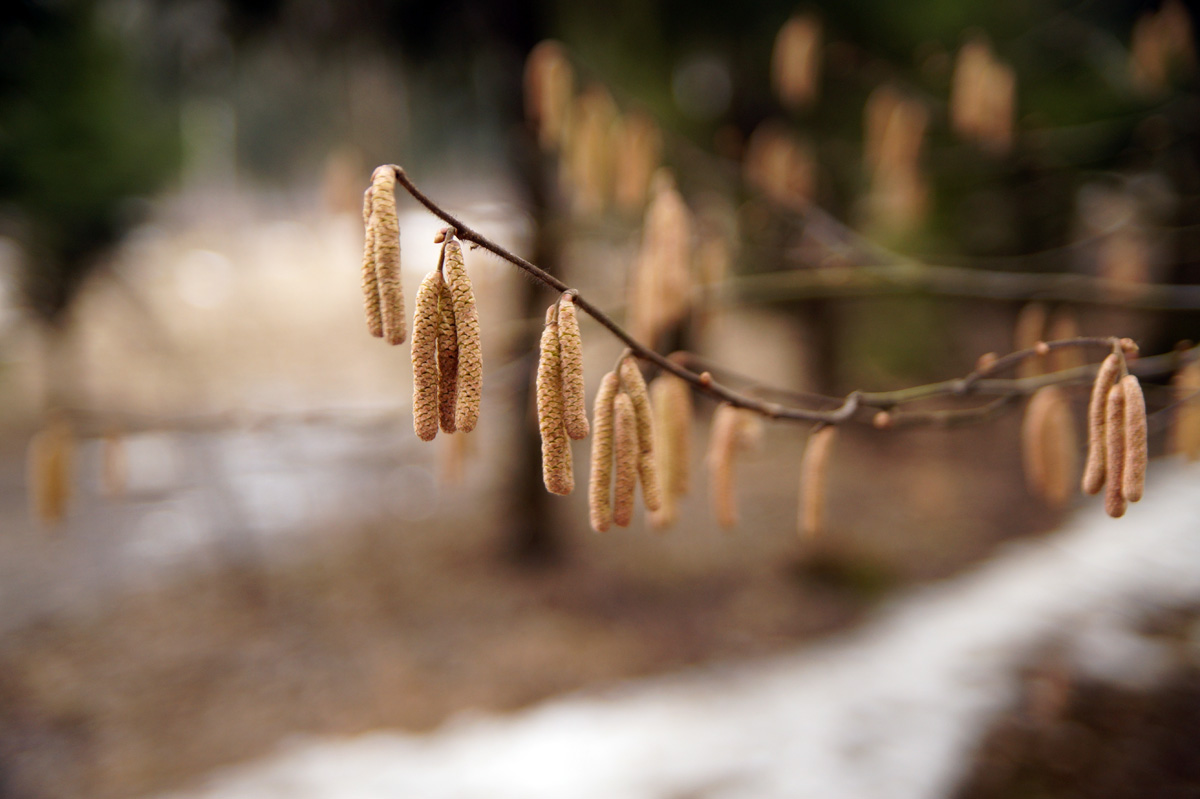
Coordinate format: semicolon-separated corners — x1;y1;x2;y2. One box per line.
1104;383;1127;518
1120;375;1147;503
707;404;741;529
557;295;589;440
361;184;383;338
1172;361;1200;460
524;40;574;151
1021;386;1077;507
370;165;405;345
648;373;693;530
437;280;459;433
443;236;482;432
411;270;443;441
1082;353;1122;495
1014;302;1048;378
537;304;574;495
618;357;661;512
772;14;822;110
589;371;620;532
629;171;692;347
27;415;74;526
612;392;639;527
613;112;661;214
799;426;837;539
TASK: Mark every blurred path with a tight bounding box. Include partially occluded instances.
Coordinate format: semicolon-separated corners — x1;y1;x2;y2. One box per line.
159;460;1200;799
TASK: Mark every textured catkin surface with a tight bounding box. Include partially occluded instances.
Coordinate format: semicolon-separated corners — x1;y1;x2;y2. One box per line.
436;281;459;434
588;371;620;532
370;166;405;346
1083;353;1122;496
612;393;639;527
648;375;692;530
443;238;482;432
361;185;383;339
1021;386;1076;507
798;426;836;538
411;271;443;442
618;358;661;512
1121;376;1147;503
557;297;589;441
1104;384;1127;518
537;308;573;495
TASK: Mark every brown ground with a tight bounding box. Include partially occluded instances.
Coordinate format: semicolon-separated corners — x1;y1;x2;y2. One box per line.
0;416;1065;799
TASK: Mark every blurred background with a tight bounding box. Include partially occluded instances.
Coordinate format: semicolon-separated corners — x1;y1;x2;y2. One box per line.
1;0;1199;797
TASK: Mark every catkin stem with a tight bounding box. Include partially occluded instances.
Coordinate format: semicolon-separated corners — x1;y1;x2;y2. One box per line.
589;371;620;532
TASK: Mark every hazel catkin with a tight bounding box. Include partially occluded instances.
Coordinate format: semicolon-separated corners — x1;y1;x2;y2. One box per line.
1104;382;1127;518
537;304;574;495
798;425;837;539
1082;353;1122;496
370;165;405;345
1120;375;1147;503
618;357;661;512
588;371;620;532
411;270;443;441
437;279;459;433
361;184;383;338
707;404;742;530
1021;385;1077;507
612;392;639;527
557;295;589;440
443;236;482;432
648;373;692;530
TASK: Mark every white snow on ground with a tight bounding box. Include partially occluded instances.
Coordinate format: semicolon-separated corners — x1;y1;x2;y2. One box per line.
161;460;1200;799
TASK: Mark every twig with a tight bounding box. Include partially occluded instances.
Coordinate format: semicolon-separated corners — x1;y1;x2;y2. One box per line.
389;165;1188;427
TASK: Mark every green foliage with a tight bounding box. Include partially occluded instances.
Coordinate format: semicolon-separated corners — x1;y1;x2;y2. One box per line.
0;2;178;322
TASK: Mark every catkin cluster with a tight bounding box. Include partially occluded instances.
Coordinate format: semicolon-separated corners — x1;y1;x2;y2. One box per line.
536;294;589;495
362;165;406;345
589;356;661;531
706;404;762;530
1081;353;1148;517
1020;386;1078;508
410;232;481;440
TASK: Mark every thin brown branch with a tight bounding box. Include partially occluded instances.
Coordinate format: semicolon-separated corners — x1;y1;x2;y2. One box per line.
388;165;1191;427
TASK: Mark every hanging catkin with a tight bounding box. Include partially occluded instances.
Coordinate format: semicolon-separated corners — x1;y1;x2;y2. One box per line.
411;270;443;441
707;404;742;529
798;425;837;539
1021;386;1077;507
589;371;620;532
437;280;459;433
27;415;73;526
1120;375;1147;503
618;357;661;512
648;373;692;530
361;184;383;338
1082;353;1122;495
537;304;574;495
557;294;589;440
1172;361;1200;460
443;235;482;432
370;165;405;345
612;392;639;527
1104;383;1127;518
